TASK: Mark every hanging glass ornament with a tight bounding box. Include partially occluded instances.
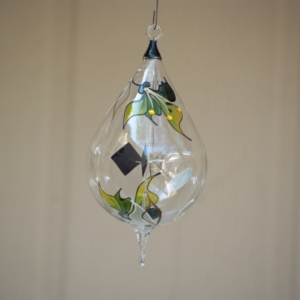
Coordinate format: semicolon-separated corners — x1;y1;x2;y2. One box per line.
88;4;207;266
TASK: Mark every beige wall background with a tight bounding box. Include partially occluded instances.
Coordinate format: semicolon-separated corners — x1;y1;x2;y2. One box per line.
1;0;299;299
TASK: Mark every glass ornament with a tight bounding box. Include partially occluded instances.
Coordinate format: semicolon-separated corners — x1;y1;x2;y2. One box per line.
88;23;207;266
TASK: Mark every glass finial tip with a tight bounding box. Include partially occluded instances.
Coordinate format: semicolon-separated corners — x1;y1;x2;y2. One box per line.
134;225;154;267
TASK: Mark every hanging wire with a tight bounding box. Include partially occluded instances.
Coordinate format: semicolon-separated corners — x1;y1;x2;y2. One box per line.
152;0;159;29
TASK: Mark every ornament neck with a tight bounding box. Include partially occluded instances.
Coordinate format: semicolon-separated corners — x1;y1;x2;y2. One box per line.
143;40;161;60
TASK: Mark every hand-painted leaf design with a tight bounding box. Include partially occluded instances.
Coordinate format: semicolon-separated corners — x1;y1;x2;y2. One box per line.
145;96;162;121
147;90;191;140
147;91;169;116
135;173;160;208
165;103;192;141
150;78;176;102
114;189;133;213
123;94;148;128
124;80;191;141
99;184;133;214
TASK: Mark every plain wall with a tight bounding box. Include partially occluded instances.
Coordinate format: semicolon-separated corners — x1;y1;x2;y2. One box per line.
0;0;299;299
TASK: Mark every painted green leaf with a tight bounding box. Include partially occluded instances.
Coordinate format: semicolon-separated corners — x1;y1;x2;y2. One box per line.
148;90;191;140
113;189;133;213
144;95;162;122
123;94;148;128
148;95;162;114
99;185;132;214
135;173;160;208
123;80;191;141
165;103;192;141
150;78;176;102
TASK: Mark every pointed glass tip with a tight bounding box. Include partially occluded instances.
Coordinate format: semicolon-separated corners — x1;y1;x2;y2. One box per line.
134;225;154;267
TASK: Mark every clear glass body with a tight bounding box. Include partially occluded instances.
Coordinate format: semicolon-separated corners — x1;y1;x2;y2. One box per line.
88;57;207;227
88;28;207;266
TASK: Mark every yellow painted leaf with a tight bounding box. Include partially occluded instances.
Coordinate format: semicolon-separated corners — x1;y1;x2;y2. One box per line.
123;94;148;128
165;103;191;141
99;185;132;213
147;90;191;140
135;173;160;208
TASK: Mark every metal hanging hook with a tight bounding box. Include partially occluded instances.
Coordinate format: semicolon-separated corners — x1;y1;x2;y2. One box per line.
152;0;159;29
146;0;163;41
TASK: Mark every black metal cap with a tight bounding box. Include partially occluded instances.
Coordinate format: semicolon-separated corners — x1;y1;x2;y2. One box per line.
143;40;161;60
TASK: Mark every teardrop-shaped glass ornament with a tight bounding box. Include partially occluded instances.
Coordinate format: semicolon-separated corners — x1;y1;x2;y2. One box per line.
88;24;207;266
